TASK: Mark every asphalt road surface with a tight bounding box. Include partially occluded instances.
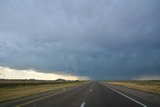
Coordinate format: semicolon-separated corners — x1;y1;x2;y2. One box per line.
1;81;160;107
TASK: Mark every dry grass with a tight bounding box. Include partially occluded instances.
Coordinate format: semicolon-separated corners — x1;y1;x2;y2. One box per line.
108;81;160;95
0;82;85;103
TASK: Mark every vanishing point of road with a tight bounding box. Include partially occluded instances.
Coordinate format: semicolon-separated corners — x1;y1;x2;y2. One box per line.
1;81;160;107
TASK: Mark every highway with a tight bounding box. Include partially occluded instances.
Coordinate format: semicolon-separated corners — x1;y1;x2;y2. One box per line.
1;81;160;107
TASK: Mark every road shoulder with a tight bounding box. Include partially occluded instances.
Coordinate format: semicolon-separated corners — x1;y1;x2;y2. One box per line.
101;82;160;107
0;83;87;107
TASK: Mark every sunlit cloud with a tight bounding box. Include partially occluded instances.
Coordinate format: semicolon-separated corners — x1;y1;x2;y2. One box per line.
0;0;160;80
0;66;89;80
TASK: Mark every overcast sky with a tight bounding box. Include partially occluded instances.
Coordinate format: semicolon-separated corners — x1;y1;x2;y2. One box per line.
0;0;160;80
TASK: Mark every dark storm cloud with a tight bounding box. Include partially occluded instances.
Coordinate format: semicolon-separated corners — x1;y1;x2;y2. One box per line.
0;0;160;79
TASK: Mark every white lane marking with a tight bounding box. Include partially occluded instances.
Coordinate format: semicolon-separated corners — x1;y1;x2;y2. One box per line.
80;102;86;107
90;89;92;91
105;85;147;107
16;84;86;107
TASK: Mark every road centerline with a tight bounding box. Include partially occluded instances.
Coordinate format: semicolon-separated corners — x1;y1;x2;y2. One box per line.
89;89;92;91
80;102;86;107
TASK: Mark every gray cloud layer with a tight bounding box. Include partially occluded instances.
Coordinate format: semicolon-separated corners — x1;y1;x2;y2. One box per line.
0;0;160;79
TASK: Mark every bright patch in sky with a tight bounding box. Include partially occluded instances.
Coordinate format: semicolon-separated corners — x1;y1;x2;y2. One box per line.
0;66;89;80
0;0;160;79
